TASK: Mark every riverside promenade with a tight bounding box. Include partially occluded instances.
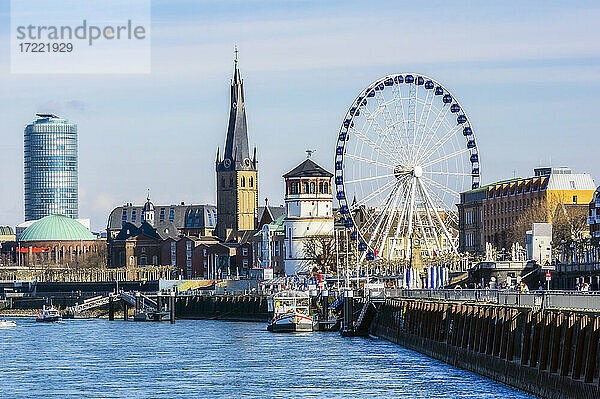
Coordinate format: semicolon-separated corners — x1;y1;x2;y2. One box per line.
368;289;600;399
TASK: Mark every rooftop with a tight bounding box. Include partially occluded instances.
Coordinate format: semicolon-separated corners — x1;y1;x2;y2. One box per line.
283;158;333;178
19;214;96;242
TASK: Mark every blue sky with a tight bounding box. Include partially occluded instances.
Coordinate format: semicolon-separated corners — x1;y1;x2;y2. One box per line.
0;0;599;231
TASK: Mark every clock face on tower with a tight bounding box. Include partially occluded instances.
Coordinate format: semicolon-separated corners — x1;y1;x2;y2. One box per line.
223;159;231;168
244;158;251;167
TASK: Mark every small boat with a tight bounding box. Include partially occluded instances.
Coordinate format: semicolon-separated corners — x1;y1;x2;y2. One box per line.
0;319;16;328
36;306;61;322
133;311;170;322
267;290;314;333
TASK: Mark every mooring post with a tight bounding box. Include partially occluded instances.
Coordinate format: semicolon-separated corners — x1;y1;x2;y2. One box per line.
135;291;141;313
321;290;329;321
170;291;176;324
343;290;354;333
108;294;114;321
123;301;129;321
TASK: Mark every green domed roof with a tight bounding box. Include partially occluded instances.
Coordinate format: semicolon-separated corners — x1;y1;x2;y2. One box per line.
19;214;96;242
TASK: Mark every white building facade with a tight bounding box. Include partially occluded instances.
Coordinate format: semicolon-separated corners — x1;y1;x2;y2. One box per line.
283;158;334;275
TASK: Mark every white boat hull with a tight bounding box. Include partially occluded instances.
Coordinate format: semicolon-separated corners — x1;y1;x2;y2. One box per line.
0;320;16;328
268;312;313;333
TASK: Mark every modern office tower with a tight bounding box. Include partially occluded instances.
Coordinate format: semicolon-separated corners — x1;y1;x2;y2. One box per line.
24;113;78;221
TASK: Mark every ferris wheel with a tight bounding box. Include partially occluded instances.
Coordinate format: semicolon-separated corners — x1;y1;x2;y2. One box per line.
334;73;480;262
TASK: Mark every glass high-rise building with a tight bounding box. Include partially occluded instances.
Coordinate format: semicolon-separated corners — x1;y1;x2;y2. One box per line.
24;114;78;221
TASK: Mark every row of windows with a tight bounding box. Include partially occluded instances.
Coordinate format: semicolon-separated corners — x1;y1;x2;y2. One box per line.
122;207;177;225
465;232;475;248
220;176;256;188
288;181;330;195
185;208;218;228
484;216;517;231
27;122;76;132
484;197;541;216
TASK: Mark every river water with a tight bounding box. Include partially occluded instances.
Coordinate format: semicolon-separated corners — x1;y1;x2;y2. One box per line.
0;318;534;398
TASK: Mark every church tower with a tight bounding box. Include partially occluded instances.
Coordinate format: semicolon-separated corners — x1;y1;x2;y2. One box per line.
216;50;258;241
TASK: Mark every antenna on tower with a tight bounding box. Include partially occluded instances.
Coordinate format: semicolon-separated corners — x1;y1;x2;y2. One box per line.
147;188;150;201
234;45;239;68
306;149;316;158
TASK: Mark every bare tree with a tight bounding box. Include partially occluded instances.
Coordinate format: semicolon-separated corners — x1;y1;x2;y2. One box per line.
78;245;107;269
509;194;589;246
303;234;337;273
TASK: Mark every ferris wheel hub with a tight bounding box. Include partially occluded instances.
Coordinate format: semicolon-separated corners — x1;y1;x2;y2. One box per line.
413;165;423;178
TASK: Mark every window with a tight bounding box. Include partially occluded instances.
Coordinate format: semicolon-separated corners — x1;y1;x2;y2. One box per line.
319;182;323;193
169;208;175;222
170;242;176;266
140;255;147;265
242;247;248;256
221;178;225;188
324;182;328;194
241;176;246;187
186;241;192;268
570;181;576;189
230;177;234;187
129;256;134;266
573;195;577;203
310;182;315;194
152;255;158;265
303;182;309;193
131;210;137;223
160;208;165;222
194;209;201;227
249;177;253;187
290;182;299;194
121;209;127;226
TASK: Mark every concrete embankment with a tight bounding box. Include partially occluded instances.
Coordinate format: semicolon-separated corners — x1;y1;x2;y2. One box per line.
175;295;271;322
371;299;600;399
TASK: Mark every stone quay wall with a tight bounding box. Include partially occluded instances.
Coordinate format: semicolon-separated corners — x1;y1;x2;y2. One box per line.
371;299;600;399
175;295;271;322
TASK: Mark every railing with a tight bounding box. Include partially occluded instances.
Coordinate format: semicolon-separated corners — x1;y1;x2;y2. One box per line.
69;295;111;313
385;289;600;312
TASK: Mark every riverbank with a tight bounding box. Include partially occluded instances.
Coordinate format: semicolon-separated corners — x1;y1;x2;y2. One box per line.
370;298;600;399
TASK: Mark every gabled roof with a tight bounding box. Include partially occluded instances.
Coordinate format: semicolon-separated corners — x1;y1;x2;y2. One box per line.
283;158;333;178
257;205;285;227
114;221;162;241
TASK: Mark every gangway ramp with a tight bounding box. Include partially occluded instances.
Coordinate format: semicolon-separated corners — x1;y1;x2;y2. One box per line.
68;295;111;313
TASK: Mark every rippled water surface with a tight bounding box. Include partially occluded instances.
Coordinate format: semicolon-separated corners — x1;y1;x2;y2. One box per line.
0;318;534;398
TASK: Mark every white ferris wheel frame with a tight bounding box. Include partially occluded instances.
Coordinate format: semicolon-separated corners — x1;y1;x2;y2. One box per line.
334;73;481;263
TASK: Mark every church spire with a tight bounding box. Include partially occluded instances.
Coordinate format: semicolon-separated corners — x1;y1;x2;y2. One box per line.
219;47;253;171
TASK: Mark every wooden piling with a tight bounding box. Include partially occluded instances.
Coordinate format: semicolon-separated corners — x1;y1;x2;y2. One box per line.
108;294;114;321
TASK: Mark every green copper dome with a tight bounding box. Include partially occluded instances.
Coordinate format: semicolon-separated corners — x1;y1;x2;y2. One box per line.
19;214;96;242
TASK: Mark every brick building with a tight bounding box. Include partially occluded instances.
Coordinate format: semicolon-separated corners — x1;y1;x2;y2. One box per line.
459;167;596;254
589;186;600;238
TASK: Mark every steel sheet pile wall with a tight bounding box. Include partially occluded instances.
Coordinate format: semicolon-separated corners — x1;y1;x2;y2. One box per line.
175;295;270;322
372;299;600;399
